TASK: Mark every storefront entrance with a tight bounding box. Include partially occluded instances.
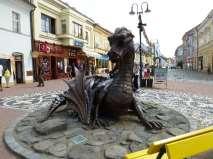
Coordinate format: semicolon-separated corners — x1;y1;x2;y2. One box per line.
212;56;213;72
51;56;57;79
198;56;203;71
14;55;24;83
33;40;87;80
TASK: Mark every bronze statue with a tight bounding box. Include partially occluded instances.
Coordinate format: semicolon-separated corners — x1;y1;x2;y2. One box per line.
47;27;162;129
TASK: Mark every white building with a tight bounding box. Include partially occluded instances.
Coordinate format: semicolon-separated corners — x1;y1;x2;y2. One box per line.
0;0;34;85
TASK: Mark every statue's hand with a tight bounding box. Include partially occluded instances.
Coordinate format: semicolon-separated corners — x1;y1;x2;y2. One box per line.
143;120;163;130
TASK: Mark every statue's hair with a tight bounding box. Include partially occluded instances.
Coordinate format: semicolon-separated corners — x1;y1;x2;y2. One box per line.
108;27;134;44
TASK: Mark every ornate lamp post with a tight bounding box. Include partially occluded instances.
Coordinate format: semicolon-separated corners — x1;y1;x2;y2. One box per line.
129;2;151;87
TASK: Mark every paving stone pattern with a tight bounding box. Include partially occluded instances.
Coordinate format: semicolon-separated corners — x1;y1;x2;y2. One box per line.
136;89;213;130
0;90;62;111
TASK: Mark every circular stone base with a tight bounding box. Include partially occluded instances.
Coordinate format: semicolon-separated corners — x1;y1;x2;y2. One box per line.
4;102;190;159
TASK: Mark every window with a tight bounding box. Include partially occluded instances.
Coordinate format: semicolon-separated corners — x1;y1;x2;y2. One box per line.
41;14;56;34
41;56;50;75
61;20;66;34
56;58;64;73
96;59;108;68
12;11;20;33
72;22;83;38
85;31;89;41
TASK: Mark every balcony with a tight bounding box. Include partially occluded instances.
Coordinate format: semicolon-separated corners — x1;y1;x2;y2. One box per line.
57;34;72;39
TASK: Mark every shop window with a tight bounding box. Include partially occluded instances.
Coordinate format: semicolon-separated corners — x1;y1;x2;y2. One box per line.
41;14;56;34
72;22;83;39
12;11;21;33
57;58;64;73
42;56;50;75
96;59;108;68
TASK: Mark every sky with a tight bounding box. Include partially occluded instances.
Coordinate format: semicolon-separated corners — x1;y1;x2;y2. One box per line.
63;0;213;58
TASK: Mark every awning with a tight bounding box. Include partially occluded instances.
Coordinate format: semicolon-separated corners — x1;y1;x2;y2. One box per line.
85;51;109;60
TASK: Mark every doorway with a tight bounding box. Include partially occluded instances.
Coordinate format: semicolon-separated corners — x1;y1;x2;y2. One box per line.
51;56;56;79
15;56;24;83
68;58;76;77
212;56;213;72
32;58;38;82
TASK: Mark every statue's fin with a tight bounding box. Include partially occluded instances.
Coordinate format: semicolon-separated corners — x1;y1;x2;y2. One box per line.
63;68;89;123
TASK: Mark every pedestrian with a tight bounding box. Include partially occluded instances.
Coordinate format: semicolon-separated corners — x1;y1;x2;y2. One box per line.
133;63;139;91
4;68;11;88
37;61;45;87
0;64;3;91
91;64;95;75
66;65;72;79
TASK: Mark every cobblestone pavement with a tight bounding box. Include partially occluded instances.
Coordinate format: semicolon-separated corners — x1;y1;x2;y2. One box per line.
136;89;213;130
1;88;212;131
168;69;213;84
0;90;62;112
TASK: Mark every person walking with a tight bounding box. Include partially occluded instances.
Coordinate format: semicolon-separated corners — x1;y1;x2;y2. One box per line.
133;63;139;91
0;64;3;91
66;65;72;79
37;61;45;87
91;64;95;75
4;68;11;88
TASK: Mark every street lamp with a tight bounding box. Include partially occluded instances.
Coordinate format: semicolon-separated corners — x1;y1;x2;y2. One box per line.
129;2;151;87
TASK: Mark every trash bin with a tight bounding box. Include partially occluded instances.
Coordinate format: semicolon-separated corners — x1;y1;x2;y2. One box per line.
141;79;146;87
147;78;153;88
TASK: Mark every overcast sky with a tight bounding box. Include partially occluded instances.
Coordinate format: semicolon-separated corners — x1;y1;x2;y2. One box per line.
64;0;213;58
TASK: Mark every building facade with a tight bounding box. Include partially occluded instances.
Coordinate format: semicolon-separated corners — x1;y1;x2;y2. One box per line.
197;10;213;73
0;0;34;85
31;0;111;80
175;45;183;68
93;24;111;74
134;43;154;67
182;27;198;70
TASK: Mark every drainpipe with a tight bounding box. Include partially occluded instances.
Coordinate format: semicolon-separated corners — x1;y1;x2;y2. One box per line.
195;27;199;71
30;2;36;81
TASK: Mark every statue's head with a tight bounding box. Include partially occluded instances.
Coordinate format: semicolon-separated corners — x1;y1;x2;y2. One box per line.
108;27;135;62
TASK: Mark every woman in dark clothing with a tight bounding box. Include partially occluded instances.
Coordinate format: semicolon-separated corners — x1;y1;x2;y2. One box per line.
37;62;45;87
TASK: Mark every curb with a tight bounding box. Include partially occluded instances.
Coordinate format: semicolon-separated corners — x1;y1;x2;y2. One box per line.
3;114;41;159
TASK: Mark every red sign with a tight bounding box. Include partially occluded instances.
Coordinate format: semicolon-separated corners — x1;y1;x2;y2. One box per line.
39;42;50;53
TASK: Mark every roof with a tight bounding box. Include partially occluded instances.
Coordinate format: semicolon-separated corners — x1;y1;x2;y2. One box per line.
182;10;213;39
134;43;151;53
58;0;95;23
93;23;112;35
197;9;213;30
182;24;200;40
21;0;36;7
58;0;112;34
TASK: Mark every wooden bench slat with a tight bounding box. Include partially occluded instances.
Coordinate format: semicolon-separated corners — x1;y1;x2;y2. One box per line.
148;126;213;154
166;132;213;159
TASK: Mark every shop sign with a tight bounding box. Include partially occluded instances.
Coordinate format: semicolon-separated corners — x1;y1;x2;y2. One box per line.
154;68;167;81
39;42;50;53
74;40;84;48
69;52;76;58
69;49;77;58
154;67;168;88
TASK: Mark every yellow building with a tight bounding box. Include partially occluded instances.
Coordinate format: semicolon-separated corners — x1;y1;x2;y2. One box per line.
93;24;112;74
31;0;112;80
134;43;154;66
198;10;213;73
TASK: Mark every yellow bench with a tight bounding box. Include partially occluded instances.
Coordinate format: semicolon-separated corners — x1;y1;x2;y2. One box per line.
125;126;213;159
